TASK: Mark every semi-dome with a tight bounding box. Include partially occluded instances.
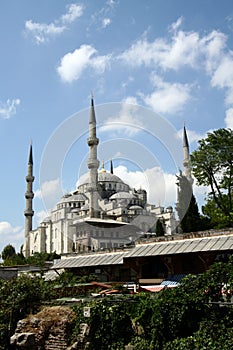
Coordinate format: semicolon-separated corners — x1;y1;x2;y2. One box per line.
110;191;136;200
59;193;87;203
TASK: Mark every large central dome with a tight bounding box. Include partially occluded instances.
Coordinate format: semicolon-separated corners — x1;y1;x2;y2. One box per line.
77;168;130;195
98;171;124;183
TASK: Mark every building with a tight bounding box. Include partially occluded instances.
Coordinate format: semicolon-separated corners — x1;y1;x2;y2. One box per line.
23;98;182;258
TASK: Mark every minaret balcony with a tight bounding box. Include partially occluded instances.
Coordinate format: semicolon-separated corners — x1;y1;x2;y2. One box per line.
24;209;34;216
25;175;35;182
25;192;34;199
87;137;99;146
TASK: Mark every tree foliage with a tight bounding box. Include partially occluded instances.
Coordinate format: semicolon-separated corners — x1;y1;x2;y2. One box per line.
176;172;202;232
1;256;233;349
1;244;25;266
0;275;54;349
0;246;60;268
1;244;16;260
191;128;233;227
156;219;165;236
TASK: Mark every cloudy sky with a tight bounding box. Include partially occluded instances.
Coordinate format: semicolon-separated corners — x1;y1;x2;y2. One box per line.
0;0;233;253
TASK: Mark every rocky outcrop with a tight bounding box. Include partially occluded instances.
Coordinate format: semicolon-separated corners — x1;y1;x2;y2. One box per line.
10;306;76;350
10;333;37;349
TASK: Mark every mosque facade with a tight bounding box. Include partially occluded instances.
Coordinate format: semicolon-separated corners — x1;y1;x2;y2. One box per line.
23;98;190;258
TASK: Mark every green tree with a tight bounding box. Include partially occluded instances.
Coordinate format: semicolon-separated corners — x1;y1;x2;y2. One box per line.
176;172;202;232
191;128;233;227
26;251;60;270
0;275;54;349
156;219;165;236
202;195;232;229
1;244;16;261
1;245;26;266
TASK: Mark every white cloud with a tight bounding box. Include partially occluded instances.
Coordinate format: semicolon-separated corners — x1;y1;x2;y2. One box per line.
225;108;233;128
202;30;227;74
99;99;143;136
36;210;49;225
211;54;233;105
102;18;111;28
25;20;65;44
0;98;20;119
0;221;22;235
119;22;226;73
57;45;111;83
35;178;61;210
169;16;183;32
61;4;84;24
25;3;84;44
114;165;177;206
0;221;24;254
142;74;191;114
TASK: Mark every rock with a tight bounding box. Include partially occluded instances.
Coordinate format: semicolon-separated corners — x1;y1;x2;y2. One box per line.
10;332;37;349
11;306;76;350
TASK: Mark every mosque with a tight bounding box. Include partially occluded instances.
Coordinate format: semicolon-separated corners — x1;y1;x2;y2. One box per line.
23;98;190;258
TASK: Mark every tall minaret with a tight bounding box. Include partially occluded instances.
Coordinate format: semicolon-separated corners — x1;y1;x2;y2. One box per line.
183;125;193;185
87;96;100;218
24;142;34;257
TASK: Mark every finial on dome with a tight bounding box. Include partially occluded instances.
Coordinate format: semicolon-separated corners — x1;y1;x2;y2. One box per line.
100;160;106;173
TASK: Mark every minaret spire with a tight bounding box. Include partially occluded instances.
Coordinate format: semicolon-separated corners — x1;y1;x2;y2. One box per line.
87;95;100;218
110;159;113;174
23;142;35;257
183;124;193;185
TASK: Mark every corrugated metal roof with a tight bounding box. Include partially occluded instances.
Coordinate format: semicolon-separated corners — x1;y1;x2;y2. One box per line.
50;235;233;270
51;252;125;270
126;235;233;258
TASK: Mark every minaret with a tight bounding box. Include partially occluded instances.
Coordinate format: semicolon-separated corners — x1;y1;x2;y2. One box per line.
183;125;193;185
24;142;35;257
87;96;100;218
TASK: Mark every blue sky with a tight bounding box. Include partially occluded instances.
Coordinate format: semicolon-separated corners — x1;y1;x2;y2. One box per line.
1;0;233;253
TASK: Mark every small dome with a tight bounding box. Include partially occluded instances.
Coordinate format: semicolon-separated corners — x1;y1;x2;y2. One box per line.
59;193;87;203
110;192;136;200
129;205;143;210
41;216;51;223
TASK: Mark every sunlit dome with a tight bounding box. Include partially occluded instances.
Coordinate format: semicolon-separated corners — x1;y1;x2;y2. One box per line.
79;171;126;186
110;192;136;200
